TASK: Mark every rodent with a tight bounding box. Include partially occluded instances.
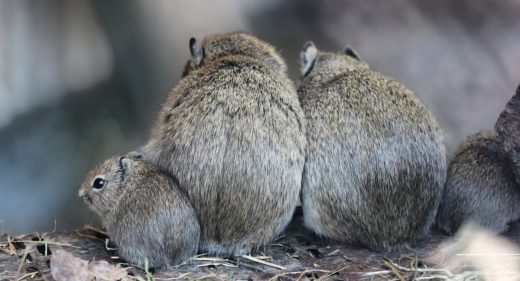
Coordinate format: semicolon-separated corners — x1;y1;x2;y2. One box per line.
78;155;200;267
298;41;446;252
437;84;520;234
140;32;306;255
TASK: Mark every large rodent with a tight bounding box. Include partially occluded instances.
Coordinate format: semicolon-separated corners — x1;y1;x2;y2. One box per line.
141;32;306;255
79;155;200;267
298;42;446;252
437;85;520;234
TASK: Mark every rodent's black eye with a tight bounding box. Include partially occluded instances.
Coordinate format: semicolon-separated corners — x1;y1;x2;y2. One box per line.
92;178;106;190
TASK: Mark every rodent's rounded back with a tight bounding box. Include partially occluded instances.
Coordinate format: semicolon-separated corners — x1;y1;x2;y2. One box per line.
299;42;446;251
437;131;520;234
142;33;305;255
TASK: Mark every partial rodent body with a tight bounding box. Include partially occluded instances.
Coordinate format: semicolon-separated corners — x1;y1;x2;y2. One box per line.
437;85;520;234
298;42;446;251
141;32;306;255
79;155;200;267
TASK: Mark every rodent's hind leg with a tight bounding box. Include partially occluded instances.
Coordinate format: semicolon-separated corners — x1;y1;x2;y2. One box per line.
415;208;440;240
198;240;250;256
372;241;412;253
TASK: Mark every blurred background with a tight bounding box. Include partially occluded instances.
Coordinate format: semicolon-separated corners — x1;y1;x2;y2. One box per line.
0;0;519;234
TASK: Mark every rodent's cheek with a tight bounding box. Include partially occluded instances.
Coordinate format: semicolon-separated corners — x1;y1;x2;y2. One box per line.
117;181;128;192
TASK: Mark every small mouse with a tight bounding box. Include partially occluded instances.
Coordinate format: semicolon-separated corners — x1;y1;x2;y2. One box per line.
437;84;520;234
79;155;200;267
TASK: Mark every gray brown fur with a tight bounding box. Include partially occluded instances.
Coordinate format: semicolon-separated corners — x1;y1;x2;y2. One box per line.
141;32;306;255
437;85;520;234
78;155;200;267
298;42;446;252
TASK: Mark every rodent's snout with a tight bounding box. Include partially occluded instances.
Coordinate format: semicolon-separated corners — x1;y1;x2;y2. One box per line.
78;188;92;204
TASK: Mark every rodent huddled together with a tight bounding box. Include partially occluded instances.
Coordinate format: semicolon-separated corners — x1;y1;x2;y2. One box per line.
298;42;446;251
79;31;518;267
437;85;520;234
79;155;199;267
141;32;306;256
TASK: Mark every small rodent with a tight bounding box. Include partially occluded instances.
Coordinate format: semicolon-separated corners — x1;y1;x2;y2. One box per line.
79;155;200;267
298;42;446;252
140;32;306;255
437;84;520;234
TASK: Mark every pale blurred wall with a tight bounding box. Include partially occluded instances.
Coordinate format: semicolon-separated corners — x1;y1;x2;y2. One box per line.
0;0;519;234
248;0;520;150
0;0;112;127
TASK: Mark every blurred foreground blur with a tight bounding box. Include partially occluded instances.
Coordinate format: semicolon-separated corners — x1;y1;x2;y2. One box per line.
428;224;520;280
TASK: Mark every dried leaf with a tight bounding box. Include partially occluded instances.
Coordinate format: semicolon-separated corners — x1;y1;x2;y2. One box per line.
51;249;128;281
89;260;128;280
7;242;16;255
0;236;17;255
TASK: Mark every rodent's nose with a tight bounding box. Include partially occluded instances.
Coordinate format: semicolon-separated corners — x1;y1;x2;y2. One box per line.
78;188;90;203
78;188;85;198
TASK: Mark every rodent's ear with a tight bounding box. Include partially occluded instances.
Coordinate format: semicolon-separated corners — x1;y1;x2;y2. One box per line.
127;151;144;160
300;41;318;77
189;37;204;67
495;84;520;155
118;156;133;182
344;46;361;61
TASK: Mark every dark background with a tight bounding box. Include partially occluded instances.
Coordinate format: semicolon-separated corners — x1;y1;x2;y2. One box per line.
1;0;519;234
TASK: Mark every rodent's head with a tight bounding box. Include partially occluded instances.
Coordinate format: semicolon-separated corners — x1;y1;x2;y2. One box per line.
79;155;142;216
299;41;369;80
183;32;287;76
495;84;520;184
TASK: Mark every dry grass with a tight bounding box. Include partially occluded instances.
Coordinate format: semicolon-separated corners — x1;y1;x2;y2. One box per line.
6;223;520;280
358;258;489;281
240;255;287;270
